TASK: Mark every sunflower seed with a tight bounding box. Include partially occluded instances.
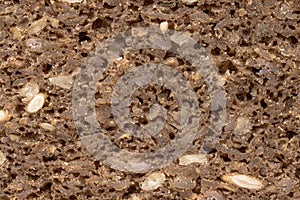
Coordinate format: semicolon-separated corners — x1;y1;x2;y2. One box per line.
179;154;208;166
26;93;45;113
39;123;55;131
221;174;263;190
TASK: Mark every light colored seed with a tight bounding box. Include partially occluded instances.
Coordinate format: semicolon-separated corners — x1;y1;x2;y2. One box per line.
238;8;247;17
49;75;73;90
29;17;48;35
163;57;179;67
26;38;44;52
60;0;83;3
20;82;39;99
179;154;208;166
0;110;10;123
129;194;141;200
11;26;24;40
221;174;263;190
39;123;55;131
204;191;225;200
141;172;166;191
26;93;45;113
0;151;6;165
234;117;251;135
160;21;168;34
170;175;196;190
9;134;20;142
181;0;198;5
48;17;60;28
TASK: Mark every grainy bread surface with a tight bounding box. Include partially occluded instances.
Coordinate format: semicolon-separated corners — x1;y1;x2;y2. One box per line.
0;0;299;199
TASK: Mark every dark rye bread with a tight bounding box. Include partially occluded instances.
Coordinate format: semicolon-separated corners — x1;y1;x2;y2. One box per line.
0;0;299;199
